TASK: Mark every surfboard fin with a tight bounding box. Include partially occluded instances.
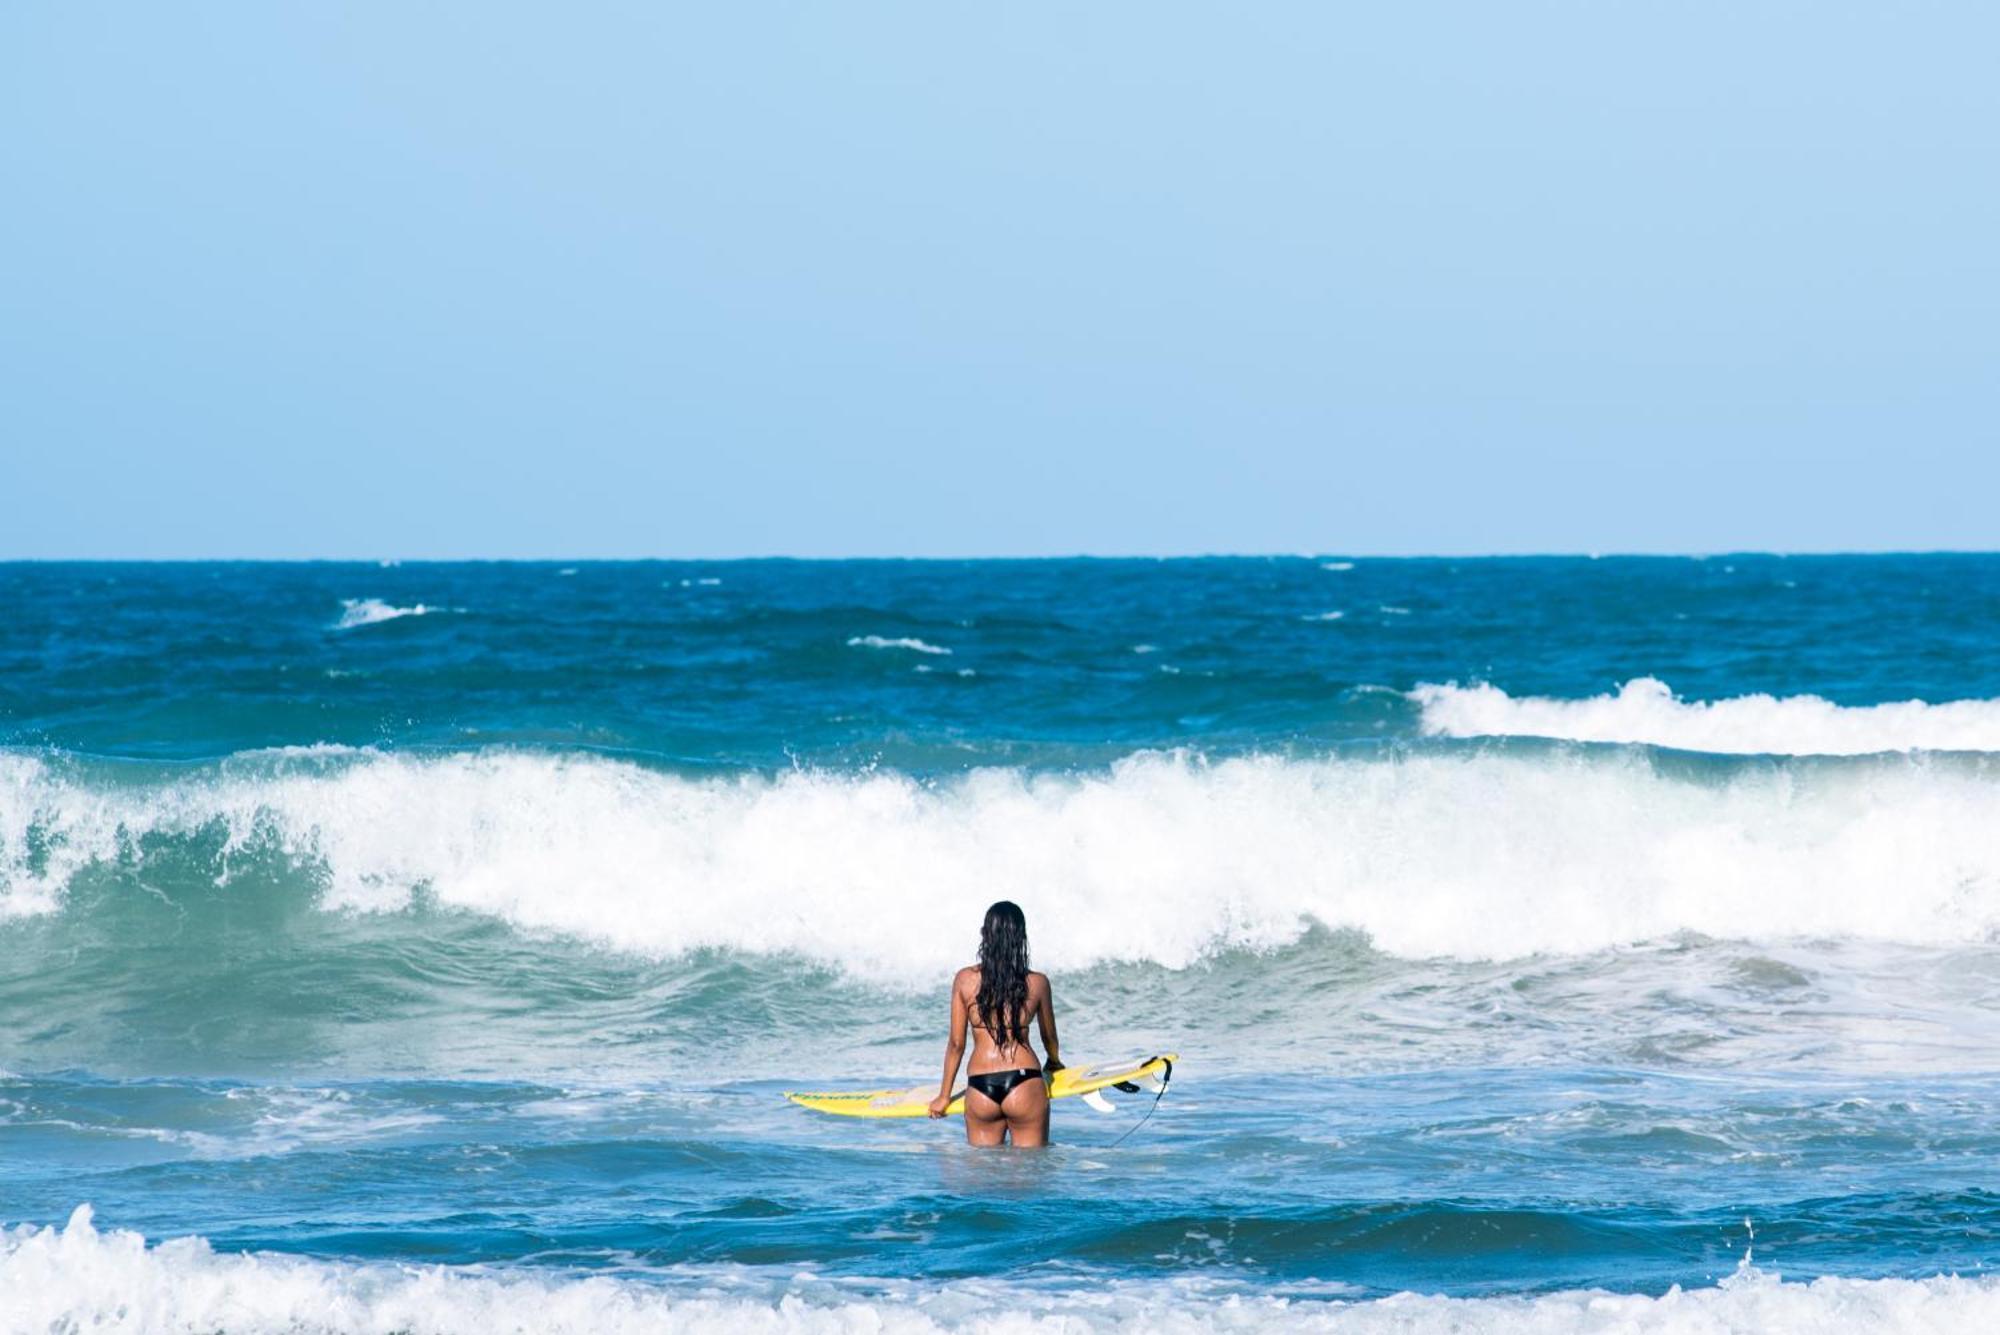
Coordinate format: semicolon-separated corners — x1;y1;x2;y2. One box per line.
1081;1090;1118;1113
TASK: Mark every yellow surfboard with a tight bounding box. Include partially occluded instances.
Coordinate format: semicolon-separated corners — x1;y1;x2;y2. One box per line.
785;1054;1176;1118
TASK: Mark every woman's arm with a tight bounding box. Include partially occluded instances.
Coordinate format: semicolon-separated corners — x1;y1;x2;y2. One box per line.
928;970;971;1118
1035;974;1062;1071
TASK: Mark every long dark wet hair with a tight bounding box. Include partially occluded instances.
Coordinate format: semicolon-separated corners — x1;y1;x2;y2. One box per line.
975;901;1032;1048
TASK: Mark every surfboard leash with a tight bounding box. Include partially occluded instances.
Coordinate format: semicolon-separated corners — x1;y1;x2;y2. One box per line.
1106;1056;1173;1148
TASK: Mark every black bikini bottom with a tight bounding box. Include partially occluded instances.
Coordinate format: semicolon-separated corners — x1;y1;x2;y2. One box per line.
965;1068;1043;1104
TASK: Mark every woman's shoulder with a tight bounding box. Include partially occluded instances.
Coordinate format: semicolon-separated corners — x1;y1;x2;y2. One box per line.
1027;970;1050;992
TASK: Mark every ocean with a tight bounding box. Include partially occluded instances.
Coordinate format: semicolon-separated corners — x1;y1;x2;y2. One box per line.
3;555;1998;1332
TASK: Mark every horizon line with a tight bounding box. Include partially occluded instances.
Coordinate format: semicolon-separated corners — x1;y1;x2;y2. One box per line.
2;548;1997;565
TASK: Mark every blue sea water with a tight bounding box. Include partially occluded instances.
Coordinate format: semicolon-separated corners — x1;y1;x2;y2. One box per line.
4;556;2000;1332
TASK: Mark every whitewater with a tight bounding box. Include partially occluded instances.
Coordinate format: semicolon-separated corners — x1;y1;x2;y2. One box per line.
10;1206;2000;1335
1413;677;2000;755
3;556;1998;1333
6;745;2000;969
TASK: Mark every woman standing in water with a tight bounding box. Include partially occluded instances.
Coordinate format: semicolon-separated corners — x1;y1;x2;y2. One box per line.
928;901;1063;1146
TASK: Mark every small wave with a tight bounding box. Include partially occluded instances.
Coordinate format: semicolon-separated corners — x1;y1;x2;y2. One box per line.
1302;611;1345;622
332;599;436;631
1414;678;2000;755
846;635;952;655
1322;561;1355;571
7;1207;2000;1334
236;744;372;761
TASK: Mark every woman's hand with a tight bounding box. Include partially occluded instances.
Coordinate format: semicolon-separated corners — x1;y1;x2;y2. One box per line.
927;1093;953;1119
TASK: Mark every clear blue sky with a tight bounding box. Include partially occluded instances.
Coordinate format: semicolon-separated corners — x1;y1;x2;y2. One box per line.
3;4;1995;558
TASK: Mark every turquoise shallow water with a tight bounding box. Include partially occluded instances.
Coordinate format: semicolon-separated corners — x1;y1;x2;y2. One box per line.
3;556;2000;1331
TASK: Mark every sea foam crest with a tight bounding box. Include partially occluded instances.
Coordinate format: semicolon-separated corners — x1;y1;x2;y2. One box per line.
1414;678;2000;755
847;635;952;655
5;747;2000;979
7;1207;2000;1335
333;599;437;630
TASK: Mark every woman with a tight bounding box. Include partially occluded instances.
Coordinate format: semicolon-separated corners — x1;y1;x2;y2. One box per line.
927;900;1063;1146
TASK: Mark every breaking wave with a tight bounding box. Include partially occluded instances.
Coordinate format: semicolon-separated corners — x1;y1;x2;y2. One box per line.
333;598;441;630
5;744;1999;978
1413;678;2000;755
7;1207;2000;1335
847;635;953;655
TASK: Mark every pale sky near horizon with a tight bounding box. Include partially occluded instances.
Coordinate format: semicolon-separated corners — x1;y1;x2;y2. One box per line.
3;4;1996;559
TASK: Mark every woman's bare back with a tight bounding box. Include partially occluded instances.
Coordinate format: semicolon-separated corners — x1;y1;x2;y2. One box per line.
959;966;1052;1072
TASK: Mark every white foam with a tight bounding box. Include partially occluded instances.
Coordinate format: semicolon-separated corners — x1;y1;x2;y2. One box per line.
1414;678;2000;755
1302;611;1345;622
6;1208;2000;1334
1322;561;1355;571
332;599;435;631
5;746;2000;977
847;635;952;655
